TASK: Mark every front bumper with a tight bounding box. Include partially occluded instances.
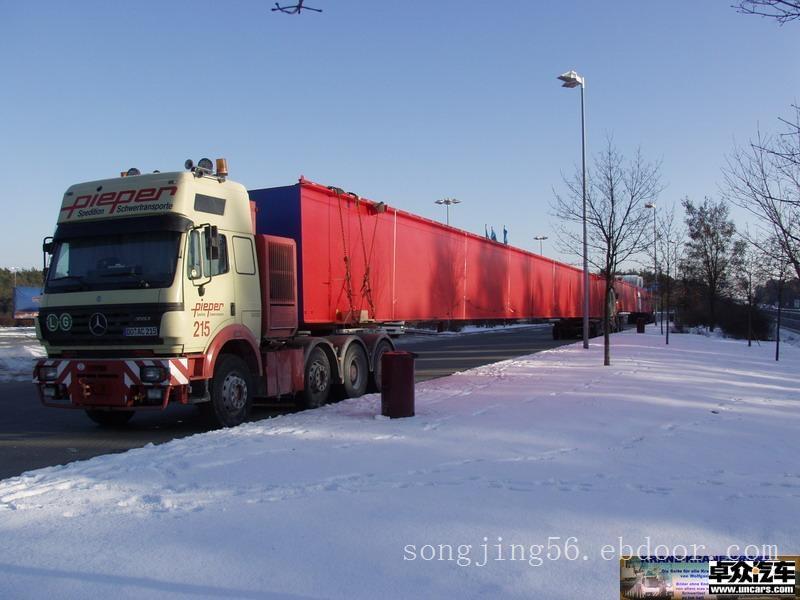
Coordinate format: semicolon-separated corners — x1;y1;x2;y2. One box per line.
33;358;195;410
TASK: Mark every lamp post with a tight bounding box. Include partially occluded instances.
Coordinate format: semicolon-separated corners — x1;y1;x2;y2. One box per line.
644;202;659;332
558;69;589;349
435;198;461;226
533;235;548;255
665;238;677;346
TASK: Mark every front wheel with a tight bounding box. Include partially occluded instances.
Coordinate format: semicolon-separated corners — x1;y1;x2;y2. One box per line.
203;354;252;428
85;409;135;427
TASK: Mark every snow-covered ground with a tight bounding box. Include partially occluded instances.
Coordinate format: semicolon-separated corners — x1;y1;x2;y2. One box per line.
0;327;798;599
0;327;44;382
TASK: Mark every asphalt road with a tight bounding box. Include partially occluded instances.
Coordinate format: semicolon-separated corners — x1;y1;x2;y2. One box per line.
771;308;800;332
0;324;567;480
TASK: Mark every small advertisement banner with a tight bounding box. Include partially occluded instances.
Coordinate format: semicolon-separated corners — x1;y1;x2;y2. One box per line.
620;556;799;599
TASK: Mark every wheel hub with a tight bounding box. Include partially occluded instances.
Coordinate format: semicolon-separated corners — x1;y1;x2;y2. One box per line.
309;361;328;392
222;373;247;411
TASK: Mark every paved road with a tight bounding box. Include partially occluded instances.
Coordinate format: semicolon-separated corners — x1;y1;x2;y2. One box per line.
0;324;566;479
396;325;571;380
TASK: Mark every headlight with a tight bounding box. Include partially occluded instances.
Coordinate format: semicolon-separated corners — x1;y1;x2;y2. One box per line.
140;366;167;383
39;366;58;381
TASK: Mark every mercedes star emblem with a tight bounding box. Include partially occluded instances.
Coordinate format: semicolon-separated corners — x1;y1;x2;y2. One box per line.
89;312;108;336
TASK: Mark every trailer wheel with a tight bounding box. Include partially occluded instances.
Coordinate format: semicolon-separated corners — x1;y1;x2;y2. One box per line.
205;354;252;428
552;323;560;340
301;346;331;409
340;344;369;398
85;410;135;427
368;340;393;393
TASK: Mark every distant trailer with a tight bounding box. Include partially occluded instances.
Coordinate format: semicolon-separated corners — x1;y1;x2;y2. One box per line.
250;178;651;330
13;286;42;320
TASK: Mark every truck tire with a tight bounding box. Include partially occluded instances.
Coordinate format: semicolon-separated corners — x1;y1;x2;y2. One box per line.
368;340;393;393
301;346;331;409
85;410;135;427
341;343;369;398
205;354;252;428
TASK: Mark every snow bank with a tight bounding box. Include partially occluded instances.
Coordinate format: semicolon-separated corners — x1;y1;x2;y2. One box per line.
0;328;798;599
0;327;44;382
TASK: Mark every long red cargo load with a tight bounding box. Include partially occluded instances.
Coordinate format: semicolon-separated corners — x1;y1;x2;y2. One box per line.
249;178;650;327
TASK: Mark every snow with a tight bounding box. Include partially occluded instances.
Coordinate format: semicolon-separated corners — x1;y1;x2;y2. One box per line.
0;327;44;382
0;327;798;598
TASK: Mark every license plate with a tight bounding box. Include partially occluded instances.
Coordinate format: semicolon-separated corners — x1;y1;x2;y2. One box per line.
123;327;158;337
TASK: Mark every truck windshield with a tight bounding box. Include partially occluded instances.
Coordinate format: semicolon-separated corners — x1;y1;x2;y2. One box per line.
45;231;181;292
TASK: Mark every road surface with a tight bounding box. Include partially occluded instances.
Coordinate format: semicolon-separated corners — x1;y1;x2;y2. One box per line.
0;324;570;479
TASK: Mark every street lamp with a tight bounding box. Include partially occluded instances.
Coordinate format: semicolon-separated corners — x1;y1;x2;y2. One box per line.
435;198;461;226
558;69;589;349
665;238;677;346
644;202;660;333
533;235;548;255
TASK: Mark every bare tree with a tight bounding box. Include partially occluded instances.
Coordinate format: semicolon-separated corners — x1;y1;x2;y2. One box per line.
655;203;685;344
733;238;769;346
554;139;662;365
682;196;745;331
759;236;794;359
734;0;800;23
723;106;800;280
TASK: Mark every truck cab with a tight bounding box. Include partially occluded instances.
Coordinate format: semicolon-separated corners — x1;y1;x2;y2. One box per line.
35;160;267;426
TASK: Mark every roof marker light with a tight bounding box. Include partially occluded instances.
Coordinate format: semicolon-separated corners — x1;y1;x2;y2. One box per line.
215;158;228;178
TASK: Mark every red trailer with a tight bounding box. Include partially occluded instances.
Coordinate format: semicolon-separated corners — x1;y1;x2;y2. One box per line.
249;178;650;331
35;163;653;428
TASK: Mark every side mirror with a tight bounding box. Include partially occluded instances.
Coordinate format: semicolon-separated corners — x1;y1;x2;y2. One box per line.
42;236;54;284
204;225;220;261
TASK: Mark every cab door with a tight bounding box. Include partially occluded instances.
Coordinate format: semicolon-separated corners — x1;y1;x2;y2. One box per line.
184;227;235;353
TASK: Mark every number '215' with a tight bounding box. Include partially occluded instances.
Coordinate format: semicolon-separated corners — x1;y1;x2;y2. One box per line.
193;321;210;337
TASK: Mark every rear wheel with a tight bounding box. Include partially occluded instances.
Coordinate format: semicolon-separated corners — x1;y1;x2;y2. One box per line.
341;343;369;398
203;354;252;428
85;410;135;427
300;346;331;409
368;340;393;392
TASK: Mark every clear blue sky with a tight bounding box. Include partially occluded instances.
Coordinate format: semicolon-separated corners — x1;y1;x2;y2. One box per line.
1;0;797;268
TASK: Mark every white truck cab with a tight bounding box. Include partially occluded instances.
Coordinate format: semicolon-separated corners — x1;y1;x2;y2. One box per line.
35;159;268;426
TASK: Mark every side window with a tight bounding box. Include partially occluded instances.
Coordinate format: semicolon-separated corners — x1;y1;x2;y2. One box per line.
188;230;229;279
232;236;255;275
187;230;203;279
205;234;229;276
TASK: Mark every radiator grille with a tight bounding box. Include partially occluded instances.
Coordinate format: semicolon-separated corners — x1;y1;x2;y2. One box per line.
268;242;295;303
